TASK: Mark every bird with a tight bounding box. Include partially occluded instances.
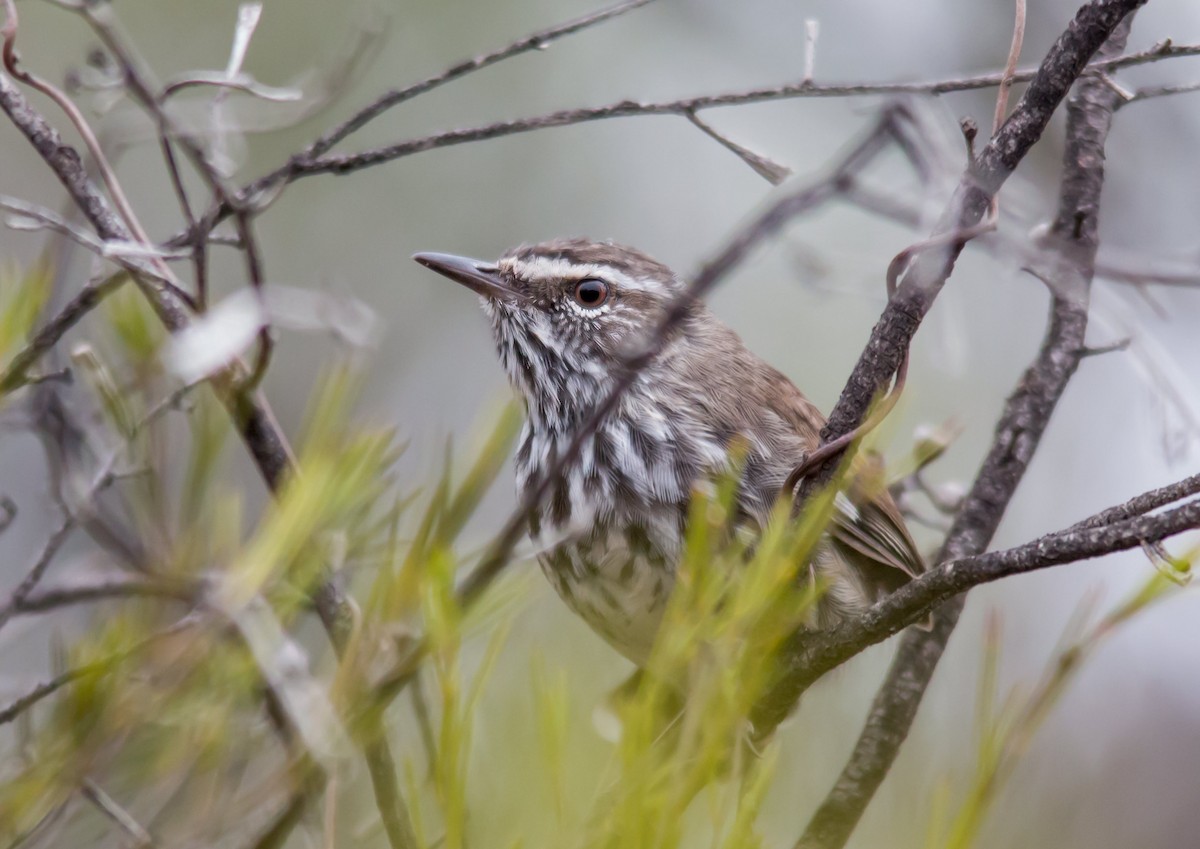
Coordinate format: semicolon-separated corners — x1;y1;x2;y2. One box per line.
413;238;924;669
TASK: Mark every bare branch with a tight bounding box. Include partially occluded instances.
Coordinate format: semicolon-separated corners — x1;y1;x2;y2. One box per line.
684;109;793;185
0;665;92;726
2;198;193;267
800;479;1199;661
0;615;197;726
171;36;1200;246
159;71;301;103
790;11;1137;847
0;515;75;633
991;0;1027;134
239;41;1199;194
1;0;156;259
0;269;129;395
300;0;659;161
1096;257;1200;288
1119;78;1200;106
1067;471;1200;532
81;779;154;848
14;576;193;614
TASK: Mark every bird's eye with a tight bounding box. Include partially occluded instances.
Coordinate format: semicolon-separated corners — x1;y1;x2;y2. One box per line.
572;278;609;308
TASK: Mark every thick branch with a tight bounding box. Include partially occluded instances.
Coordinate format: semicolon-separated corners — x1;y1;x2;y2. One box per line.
813;0;1144;459
790;10;1135;848
794;487;1200;661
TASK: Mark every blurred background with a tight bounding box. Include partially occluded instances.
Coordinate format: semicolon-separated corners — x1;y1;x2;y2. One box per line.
2;0;1200;846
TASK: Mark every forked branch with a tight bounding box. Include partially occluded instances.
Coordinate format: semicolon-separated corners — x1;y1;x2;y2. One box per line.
789;11;1138;848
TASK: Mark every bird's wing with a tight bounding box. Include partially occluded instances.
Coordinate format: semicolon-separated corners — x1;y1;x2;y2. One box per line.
828;458;925;598
764;373;925;599
676;320;925;600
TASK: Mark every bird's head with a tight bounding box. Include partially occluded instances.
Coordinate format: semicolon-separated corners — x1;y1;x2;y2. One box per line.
414;238;690;405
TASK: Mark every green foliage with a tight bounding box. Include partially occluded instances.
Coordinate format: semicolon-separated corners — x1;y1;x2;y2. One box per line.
585;470;825;849
0;263;50;355
0;355;409;842
102;274;162;366
929;551;1193;849
0;262;51;393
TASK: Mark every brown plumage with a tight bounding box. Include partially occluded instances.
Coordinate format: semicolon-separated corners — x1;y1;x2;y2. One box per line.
414;238;923;666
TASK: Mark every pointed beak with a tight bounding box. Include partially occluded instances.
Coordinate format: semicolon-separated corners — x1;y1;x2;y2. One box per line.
412;252;525;303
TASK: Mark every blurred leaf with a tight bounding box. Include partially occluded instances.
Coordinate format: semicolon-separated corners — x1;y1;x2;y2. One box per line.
0;262;51;399
69;343;136;439
102;273;162;364
937;552;1195;849
436;401;522;543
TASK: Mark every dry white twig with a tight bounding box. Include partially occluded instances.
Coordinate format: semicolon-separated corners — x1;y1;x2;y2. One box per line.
803;19;819;85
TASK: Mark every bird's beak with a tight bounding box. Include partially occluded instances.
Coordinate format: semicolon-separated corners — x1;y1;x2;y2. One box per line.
412;252;525;303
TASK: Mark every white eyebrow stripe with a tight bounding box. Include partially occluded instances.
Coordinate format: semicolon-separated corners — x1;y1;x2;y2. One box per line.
499;255;659;293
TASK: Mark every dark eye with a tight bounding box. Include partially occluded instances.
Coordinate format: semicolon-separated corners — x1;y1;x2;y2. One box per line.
572;278;609;308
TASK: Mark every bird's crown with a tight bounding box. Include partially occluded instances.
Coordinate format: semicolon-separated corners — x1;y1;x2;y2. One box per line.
497;238;683;305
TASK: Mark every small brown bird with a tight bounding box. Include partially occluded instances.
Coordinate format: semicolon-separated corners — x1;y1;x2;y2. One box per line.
414;239;923;667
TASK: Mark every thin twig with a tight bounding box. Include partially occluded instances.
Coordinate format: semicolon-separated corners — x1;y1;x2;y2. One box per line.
300;0;659;161
0;615;197;726
176;37;1200;245
0;197;191;270
1096;258;1200;288
0;268;130;395
833;491;1200;637
0;665;93;725
1120;78;1200;106
1;0;158;264
684;109;792;185
0;515;75;632
0;378;203;624
14;576;193;614
992;0;1027;134
81;779;154;848
1066;471;1200;532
